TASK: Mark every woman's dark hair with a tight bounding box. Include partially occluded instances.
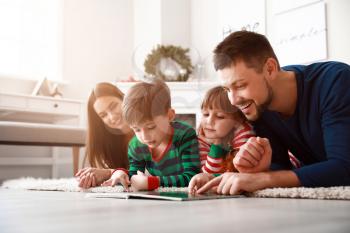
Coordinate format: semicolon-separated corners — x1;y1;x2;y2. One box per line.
84;82;130;169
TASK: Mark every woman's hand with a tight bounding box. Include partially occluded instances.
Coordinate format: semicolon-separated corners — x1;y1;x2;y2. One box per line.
188;173;215;194
75;167;112;189
102;170;130;190
130;171;149;191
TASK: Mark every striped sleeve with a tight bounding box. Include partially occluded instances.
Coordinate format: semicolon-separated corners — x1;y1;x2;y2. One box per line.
231;122;255;149
288;150;302;168
159;127;200;187
127;137;146;177
198;137;210;166
199;137;227;174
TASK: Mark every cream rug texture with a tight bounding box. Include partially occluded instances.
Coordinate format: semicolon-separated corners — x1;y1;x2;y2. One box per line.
2;177;350;200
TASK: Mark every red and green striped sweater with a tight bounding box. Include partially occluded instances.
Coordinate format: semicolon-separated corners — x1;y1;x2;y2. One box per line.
199;121;255;173
127;121;200;188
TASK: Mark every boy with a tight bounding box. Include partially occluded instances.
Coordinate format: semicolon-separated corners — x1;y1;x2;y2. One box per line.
103;79;200;191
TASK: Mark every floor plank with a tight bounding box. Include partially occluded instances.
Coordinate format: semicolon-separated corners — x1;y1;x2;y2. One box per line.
1;188;349;233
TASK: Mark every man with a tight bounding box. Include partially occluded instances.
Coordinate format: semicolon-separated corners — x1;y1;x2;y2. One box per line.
196;30;350;195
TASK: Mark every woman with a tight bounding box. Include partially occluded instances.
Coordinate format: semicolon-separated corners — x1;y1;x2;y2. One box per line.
75;82;134;188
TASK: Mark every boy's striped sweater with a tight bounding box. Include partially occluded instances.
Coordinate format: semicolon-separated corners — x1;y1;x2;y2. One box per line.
127;121;200;188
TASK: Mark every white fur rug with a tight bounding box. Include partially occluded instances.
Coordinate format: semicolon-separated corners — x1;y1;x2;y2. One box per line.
2;177;350;200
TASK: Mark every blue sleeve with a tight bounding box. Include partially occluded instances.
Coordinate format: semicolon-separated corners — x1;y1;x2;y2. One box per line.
294;67;350;187
254;120;293;171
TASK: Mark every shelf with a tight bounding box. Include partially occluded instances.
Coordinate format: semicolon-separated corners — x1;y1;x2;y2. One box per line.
0;92;85;178
0;92;84;125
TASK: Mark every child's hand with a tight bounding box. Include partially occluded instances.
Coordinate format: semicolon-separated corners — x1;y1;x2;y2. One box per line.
188;173;215;194
130;171;149;191
233;137;272;173
102;169;130;190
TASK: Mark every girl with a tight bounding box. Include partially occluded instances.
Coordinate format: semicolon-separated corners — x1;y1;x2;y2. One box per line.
189;86;278;193
198;86;255;174
75;82;134;188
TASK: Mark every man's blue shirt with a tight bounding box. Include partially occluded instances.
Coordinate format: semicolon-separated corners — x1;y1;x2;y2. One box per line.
253;61;350;187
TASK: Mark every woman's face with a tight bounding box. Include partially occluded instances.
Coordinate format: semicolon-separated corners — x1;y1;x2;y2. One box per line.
93;96;129;132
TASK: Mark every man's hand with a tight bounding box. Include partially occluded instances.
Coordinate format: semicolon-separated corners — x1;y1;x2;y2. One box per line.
233;137;272;173
102;169;130;190
196;170;300;195
196;172;267;195
188;173;215;194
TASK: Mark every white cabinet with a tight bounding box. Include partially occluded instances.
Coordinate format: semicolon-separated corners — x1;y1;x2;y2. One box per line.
27;98;81;115
0;93;84;125
0;95;27;109
0;92;85;180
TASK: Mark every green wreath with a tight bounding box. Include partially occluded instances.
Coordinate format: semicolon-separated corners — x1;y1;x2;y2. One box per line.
144;45;193;82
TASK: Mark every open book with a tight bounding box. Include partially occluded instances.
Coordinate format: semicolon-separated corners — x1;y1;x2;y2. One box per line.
86;190;244;201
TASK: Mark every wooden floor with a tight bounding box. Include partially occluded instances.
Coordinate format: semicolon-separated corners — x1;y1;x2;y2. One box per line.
1;188;350;233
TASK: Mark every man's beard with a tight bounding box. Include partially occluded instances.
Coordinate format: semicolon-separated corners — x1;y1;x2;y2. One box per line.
256;78;273;118
247;78;273;121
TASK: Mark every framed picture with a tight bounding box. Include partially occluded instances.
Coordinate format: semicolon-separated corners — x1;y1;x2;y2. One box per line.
270;1;327;65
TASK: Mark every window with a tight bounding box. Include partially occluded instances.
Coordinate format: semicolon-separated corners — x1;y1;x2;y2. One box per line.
0;0;63;81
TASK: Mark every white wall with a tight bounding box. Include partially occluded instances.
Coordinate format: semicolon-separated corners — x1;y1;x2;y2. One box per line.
133;0;161;48
62;0;134;100
0;0;134;100
132;0;191;79
325;0;350;63
161;0;191;47
190;0;220;81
